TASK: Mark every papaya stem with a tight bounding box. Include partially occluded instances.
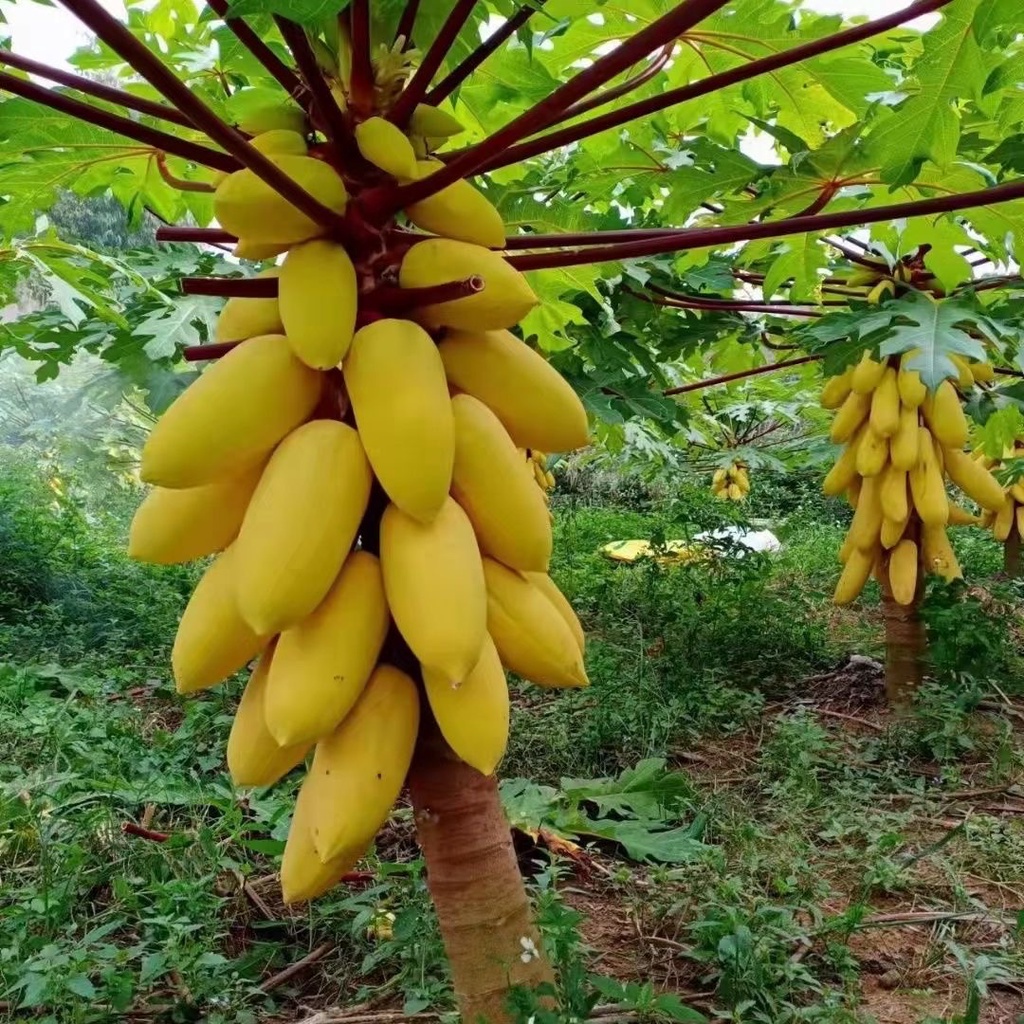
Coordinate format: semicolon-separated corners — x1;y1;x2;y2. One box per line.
544;42;674;131
154;151;216;192
0;50;195;129
0;70;237;172
363;276;484;310
377;0;732;214
505;177;1024;270
276;18;361;165
206;0;303;99
426;1;546;106
468;0;953;174
180;276;278;297
348;0;375;116
662;355;820;396
394;0;421;49
631;287;824;319
156;226;238;244
183;341;240;362
56;0;352;239
388;0;479;127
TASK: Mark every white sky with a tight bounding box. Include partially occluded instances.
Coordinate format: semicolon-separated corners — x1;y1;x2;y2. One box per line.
2;0;939;74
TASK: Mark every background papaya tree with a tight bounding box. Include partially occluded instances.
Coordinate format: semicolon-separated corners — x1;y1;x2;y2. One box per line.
2;0;1024;1018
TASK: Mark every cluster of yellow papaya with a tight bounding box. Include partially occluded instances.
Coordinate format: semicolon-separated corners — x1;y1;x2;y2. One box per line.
976;443;1024;542
523;448;556;499
712;461;750;501
128;98;590;903
821;351;1003;606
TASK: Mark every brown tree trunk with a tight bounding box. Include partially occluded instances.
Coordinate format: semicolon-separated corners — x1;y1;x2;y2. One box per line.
408;728;554;1024
879;524;927;705
1004;522;1021;577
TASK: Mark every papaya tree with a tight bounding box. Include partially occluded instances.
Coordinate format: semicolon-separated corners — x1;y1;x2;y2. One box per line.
3;0;1024;1018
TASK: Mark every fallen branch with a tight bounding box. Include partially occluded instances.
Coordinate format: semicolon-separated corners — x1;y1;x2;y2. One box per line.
259;941;335;993
122;821;171;843
812;707;885;732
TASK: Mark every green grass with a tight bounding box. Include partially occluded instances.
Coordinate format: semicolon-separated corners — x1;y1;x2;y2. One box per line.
1;454;1023;1023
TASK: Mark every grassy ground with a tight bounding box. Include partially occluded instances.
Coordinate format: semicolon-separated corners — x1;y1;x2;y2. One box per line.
1;456;1022;1024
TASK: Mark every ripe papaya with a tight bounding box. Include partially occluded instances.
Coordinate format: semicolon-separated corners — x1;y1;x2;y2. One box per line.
140;335;322;489
354;116;418;179
943;446;1006;512
399;239;538;330
345;318;454;523
439;328;589;452
233;420;372;635
215;269;283;344
888;539;918;605
404;159;506;248
280;240;358;368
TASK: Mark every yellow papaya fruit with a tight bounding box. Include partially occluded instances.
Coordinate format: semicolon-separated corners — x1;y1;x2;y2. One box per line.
279;240;358;369
880;514;908;549
215;269;283;343
227;645;311;787
909;428;949;526
266;551;389;747
948;500;981;526
345;318;454;523
888;539;918;605
172;547;268;694
281;781;368;904
847;475;862;509
240;129;308;165
820;369;852;410
922;381;968;449
409;104;465;138
856;425;889;478
970;360;995;383
423;635;509;776
834;546;874;605
140;335;322;489
483;557;588;688
890;405;921;471
847;474;883;551
238;100;306;136
879;465;909;523
303;664;420;863
128;462;264;565
1010;482;1024;504
233;420;372;635
451;394;552;571
524;571;585;653
993;498;1015;542
404;159;506;248
354;116;418;179
1017;504;1024;540
233;238;291;261
399;239;538;330
214;155;347;247
823;440;860;497
830;391;871;443
869;367;900;438
922;523;962;579
897;362;927;408
381;498;487;684
943;446;1006;512
950;354;975;389
439;328;589;452
850;351;886;394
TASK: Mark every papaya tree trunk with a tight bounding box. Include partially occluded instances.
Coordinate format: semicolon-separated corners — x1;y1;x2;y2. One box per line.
1004;522;1021;577
880;527;927;705
408;728;554;1023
